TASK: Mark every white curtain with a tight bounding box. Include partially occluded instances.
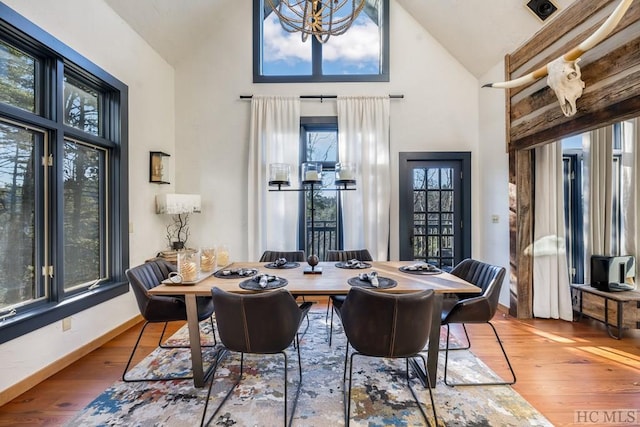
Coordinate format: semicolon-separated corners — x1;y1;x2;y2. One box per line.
582;126;614;283
621;118;640;259
247;96;300;260
532;141;573;321
337;96;390;260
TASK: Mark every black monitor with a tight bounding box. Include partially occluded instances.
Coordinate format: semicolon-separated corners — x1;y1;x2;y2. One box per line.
590;255;636;292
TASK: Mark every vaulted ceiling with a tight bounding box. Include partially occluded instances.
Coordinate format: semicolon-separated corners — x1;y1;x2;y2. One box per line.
103;0;577;78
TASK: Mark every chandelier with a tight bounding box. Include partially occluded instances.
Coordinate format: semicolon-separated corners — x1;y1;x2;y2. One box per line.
266;0;366;43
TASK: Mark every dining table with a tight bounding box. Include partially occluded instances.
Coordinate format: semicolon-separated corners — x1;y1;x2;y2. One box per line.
148;260;481;388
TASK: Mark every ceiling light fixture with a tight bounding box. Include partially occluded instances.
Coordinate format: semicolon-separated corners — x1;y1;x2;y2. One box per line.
265;0;365;43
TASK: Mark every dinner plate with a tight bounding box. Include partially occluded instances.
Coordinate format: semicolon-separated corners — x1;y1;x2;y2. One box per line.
335;261;371;269
239;276;288;291
264;261;300;269
347;276;397;289
214;268;258;279
399;264;442;275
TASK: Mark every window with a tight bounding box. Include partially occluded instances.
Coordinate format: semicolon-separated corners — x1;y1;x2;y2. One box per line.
562;124;626;284
254;0;389;82
299;117;343;260
0;4;128;343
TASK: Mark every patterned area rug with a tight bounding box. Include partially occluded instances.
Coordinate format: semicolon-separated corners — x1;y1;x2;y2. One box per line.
66;312;552;426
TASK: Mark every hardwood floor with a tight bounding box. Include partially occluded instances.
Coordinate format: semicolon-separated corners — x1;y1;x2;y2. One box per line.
0;305;638;426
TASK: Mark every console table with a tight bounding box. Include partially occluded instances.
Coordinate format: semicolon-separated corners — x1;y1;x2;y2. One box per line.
570;284;640;339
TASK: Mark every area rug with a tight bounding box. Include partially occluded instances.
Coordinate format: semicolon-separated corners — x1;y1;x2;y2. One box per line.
65;312;552;426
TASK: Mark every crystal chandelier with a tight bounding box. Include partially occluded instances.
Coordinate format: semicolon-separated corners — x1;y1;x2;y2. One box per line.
266;0;366;43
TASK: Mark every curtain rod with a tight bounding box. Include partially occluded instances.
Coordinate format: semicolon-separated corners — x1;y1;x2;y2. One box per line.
239;94;404;101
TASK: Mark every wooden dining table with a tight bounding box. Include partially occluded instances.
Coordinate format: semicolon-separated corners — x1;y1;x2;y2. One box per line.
148;261;481;388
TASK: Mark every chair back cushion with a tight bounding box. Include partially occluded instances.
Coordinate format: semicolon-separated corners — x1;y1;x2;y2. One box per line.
259;250;306;262
325;249;373;262
445;258;506;323
340;287;434;358
212;287;302;353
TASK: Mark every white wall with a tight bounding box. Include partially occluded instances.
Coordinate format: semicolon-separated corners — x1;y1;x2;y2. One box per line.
478;62;512;307
0;0;175;394
176;1;483;264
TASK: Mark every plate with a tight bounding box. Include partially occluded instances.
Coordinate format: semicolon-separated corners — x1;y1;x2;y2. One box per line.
335;261;371;269
399;264;442;275
239;276;288;291
161;270;214;285
347;276;397;289
214;268;258;279
264;261;300;269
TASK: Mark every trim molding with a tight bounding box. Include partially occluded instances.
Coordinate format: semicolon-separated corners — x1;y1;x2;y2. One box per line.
0;315;142;407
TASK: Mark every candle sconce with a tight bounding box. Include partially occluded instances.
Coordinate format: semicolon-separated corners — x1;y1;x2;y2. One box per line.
150;151;170;184
268;162;356;274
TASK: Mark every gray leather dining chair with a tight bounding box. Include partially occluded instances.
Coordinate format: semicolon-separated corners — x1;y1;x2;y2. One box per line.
259;250;306;262
441;258;516;386
326;249;373;346
123;259;216;382
201;287;313;427
339;287;438;426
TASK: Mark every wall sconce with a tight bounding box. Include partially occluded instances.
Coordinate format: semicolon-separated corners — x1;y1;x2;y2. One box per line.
156;193;201;250
150;151;170;184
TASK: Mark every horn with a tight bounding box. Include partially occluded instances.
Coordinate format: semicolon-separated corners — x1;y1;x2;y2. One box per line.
483;0;634;89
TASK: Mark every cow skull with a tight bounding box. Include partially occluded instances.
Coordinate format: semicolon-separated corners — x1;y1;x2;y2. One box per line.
483;0;634;117
546;57;585;117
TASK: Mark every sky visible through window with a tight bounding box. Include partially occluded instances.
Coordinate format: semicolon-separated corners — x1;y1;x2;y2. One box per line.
262;8;381;76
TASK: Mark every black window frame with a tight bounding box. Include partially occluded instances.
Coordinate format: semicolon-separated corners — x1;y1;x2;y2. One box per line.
253;0;390;83
0;3;129;344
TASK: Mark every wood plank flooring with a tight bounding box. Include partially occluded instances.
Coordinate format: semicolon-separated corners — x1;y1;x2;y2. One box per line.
0;305;638;426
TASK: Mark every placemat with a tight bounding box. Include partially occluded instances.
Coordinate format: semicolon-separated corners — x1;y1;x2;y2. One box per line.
214;268;258;279
347;276;397;289
335;261;372;269
264;262;300;269
399;264;442;275
239;276;288;291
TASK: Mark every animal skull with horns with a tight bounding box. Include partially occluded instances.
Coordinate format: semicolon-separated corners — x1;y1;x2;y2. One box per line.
484;0;635;117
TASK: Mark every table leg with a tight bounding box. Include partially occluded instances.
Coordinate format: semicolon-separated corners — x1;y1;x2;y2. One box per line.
410;293;443;388
185;294;205;387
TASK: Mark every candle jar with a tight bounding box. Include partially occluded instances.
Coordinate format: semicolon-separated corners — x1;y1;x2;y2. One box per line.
302;162;322;183
217;244;230;267
178;250;200;282
200;247;217;272
335;162;356;184
269;163;291;186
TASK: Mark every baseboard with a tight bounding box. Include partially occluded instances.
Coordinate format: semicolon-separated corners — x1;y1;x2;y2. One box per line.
0;315;143;407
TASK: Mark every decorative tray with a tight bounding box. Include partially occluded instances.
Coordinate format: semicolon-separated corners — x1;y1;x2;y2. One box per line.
399;263;442;275
335;260;371;269
264;261;300;269
161;271;214;286
239;275;288;291
214;268;258;279
347;275;397;289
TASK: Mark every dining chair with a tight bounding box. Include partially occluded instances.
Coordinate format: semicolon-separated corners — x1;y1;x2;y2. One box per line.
259;250;306;262
441;258;516;386
325;249;373;346
123;259;217;382
201;287;313;427
339;286;438;426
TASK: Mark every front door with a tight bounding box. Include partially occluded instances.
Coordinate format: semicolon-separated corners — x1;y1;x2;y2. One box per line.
399;152;471;271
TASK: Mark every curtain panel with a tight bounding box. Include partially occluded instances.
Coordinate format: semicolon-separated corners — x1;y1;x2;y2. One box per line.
247;96;300;260
531;141;573;321
337;96;390;260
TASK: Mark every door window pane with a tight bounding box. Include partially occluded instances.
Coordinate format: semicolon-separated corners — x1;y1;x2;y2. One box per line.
0;40;36;113
63;139;106;290
0;121;39;309
63;75;100;135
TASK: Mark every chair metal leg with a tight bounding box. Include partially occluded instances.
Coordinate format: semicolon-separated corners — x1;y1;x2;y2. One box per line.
124;319;218;382
406;355;438;426
200;349;239;427
438;323;470;351
159;317;217;349
443;322;516;387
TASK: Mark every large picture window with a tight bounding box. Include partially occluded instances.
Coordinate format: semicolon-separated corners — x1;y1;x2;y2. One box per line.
0;4;128;343
254;0;389;82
